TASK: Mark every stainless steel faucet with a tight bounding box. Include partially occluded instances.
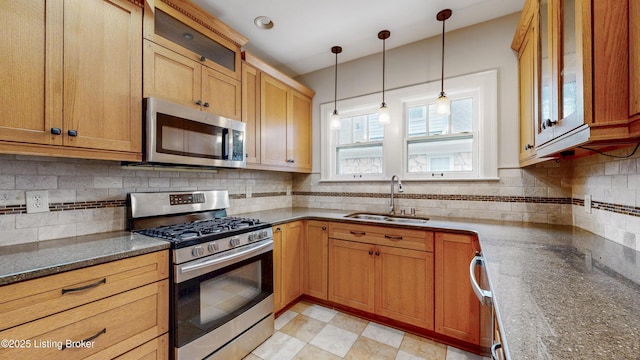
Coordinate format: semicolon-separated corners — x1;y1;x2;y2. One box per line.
388;175;403;214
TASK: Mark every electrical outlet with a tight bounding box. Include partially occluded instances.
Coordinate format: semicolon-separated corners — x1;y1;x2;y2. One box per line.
245;186;252;199
584;194;592;214
26;190;49;214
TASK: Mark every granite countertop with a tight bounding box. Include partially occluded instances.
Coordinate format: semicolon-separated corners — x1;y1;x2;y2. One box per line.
1;207;638;359
0;231;169;286
235;208;640;360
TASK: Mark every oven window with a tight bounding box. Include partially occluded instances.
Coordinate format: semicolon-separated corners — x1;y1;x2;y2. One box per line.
175;251;273;348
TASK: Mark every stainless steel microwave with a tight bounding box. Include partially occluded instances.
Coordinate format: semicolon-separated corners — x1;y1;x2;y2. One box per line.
141;97;246;169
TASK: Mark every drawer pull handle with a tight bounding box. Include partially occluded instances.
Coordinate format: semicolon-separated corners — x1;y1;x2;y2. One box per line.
62;328;106;350
62;278;106;295
350;230;366;236
384;235;403;240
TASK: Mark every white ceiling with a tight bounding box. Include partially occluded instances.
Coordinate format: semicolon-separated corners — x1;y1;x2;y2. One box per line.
191;0;525;77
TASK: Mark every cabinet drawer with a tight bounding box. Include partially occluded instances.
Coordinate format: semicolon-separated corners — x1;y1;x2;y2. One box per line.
329;223;433;252
0;280;168;360
0;251;169;331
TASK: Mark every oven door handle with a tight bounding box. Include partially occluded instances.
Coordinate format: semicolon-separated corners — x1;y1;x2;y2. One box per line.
178;240;273;281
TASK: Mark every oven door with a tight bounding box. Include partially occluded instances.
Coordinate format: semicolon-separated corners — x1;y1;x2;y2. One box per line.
172;240;273;358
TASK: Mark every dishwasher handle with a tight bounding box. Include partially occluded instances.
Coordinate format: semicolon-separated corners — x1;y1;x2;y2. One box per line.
469;254;492;306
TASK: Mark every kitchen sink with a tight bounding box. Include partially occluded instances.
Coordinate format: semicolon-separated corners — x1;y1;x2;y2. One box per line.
345;212;429;224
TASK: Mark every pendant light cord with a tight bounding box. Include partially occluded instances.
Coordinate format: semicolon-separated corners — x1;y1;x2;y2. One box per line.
440;16;445;95
334;51;338;111
382;37;386;104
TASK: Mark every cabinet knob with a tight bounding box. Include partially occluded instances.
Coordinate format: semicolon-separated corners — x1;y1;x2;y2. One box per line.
195;100;202;106
203;102;210;108
51;128;61;135
322;226;327;231
375;251;380;256
67;129;78;137
200;55;206;62
368;249;373;255
287;159;295;163
524;144;534;151
541;118;557;129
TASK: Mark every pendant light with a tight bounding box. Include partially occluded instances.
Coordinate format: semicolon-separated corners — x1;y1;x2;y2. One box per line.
330;46;343;130
436;9;452;116
378;30;391;125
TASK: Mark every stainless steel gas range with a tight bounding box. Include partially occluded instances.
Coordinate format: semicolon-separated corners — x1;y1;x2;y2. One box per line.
128;190;274;360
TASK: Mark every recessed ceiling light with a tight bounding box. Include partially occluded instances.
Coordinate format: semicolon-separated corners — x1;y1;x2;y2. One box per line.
183;32;193;40
254;16;274;30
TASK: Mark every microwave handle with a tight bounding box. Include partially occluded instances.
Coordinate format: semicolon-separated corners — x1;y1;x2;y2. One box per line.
222;128;230;160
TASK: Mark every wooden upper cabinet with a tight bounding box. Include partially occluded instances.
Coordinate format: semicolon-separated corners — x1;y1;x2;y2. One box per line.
63;0;142;152
143;41;201;110
260;74;290;168
142;0;245;120
0;0;62;146
513;0;637;159
515;0;538;166
243;52;315;173
0;0;142;160
242;62;261;164
289;89;313;172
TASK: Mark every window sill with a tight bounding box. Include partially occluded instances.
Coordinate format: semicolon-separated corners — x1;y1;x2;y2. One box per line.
318;177;501;183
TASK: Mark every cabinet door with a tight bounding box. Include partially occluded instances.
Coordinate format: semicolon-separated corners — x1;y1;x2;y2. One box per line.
260;74;289;167
630;1;640;118
435;232;480;344
63;0;142;152
0;0;63;145
304;220;328;300
375;245;434;330
143;41;201;109
202;67;241;120
536;0;554;146
282;221;303;306
328;239;375;313
518;13;537;164
288;90;313;172
241;62;260;164
273;225;283;312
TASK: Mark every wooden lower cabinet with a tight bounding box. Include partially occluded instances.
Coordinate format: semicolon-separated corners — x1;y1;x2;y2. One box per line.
328;239;375;313
273;221;304;312
304;220;328;300
328;231;435;330
0;251;169;359
376;245;434;330
435;232;481;344
114;334;168;360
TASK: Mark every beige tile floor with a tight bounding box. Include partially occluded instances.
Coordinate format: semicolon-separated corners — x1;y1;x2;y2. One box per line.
244;301;488;360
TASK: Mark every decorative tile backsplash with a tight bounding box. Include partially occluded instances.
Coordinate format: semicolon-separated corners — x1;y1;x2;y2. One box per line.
2;146;640;252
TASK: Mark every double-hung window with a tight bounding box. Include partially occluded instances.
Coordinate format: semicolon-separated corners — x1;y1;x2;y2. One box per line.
320;70;497;181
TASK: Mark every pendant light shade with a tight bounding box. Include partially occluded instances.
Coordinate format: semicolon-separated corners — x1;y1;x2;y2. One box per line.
330;46;343;130
378;30;391;125
436;9;452;116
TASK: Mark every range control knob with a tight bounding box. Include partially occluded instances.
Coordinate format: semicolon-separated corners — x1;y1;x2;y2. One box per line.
229;237;240;247
260;230;269;238
192;245;204;257
248;233;257;242
207;242;219;253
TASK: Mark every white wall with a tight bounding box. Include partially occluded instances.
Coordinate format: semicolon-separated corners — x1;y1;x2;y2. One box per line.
297;12;522;173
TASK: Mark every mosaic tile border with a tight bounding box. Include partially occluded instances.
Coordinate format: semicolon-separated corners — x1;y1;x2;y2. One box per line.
1;192;639;218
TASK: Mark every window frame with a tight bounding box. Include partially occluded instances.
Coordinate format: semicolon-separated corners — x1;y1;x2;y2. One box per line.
320;70;498;181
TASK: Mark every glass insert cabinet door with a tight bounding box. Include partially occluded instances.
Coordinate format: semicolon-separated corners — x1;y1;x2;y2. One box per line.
537;0;585;146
